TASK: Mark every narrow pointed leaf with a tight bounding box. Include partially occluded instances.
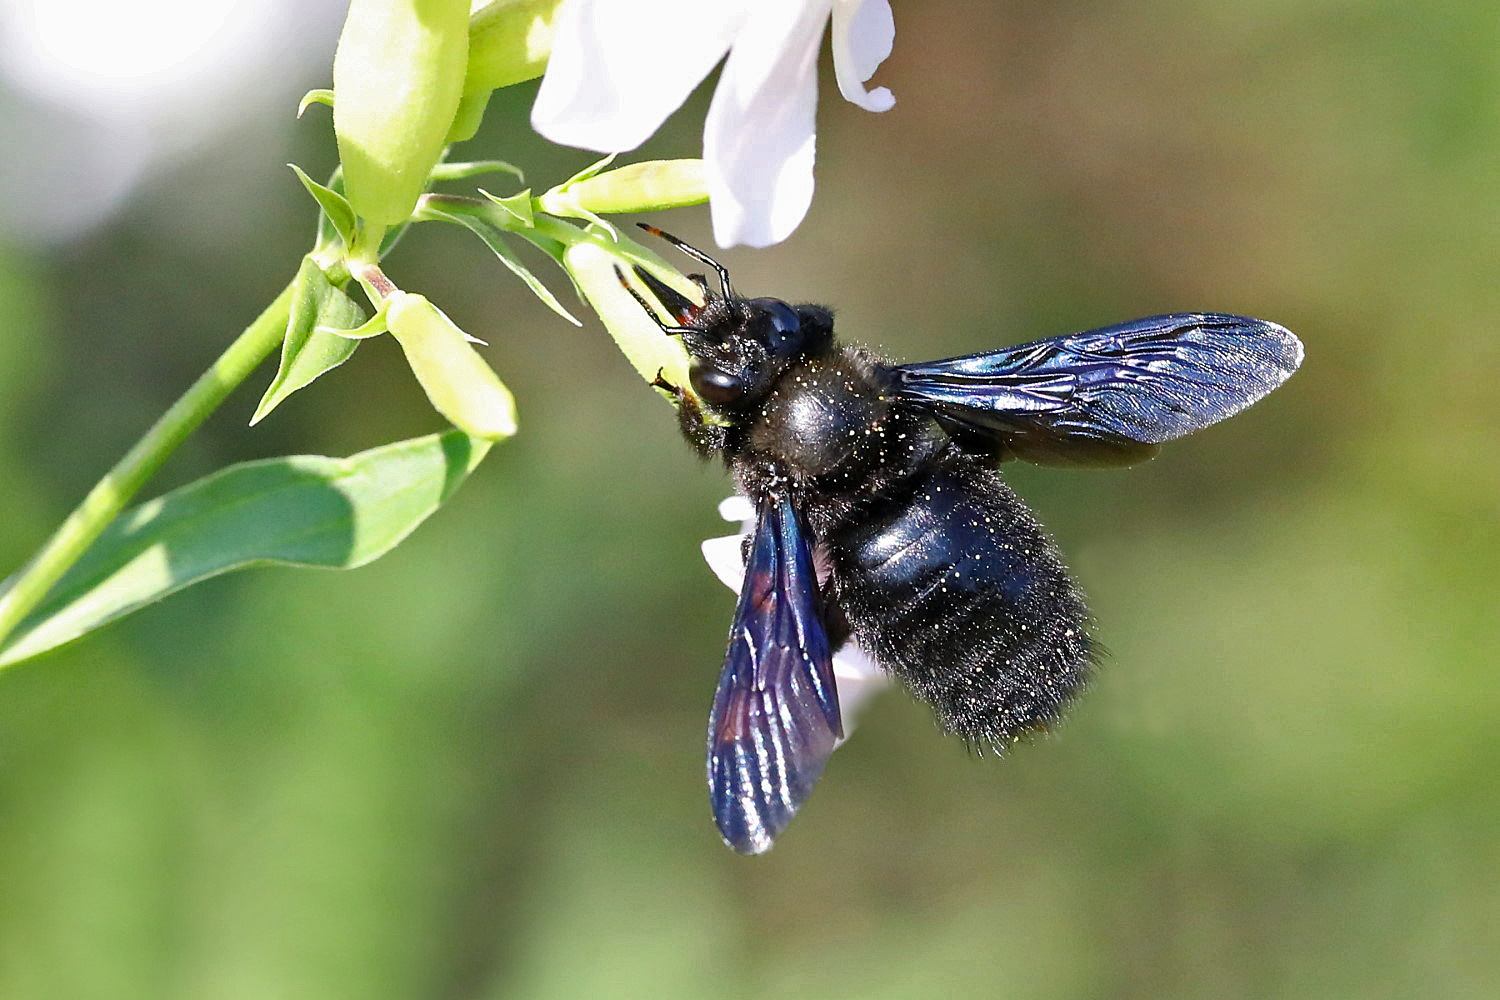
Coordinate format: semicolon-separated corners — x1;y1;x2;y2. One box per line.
434;208;580;325
252;256;367;424
0;431;491;667
325;309;390;340
298;89;334;116
560;153;618;188
430;160;524;183
289;163;357;248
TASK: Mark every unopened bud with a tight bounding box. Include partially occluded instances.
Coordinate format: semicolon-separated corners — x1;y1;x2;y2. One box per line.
386;292;517;440
540;160;709;217
562;242;695;393
464;0;564;95
333;0;470;225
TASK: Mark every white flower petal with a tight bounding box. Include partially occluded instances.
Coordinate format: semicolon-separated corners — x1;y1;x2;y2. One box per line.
532;0;747;153
831;0;895;112
717;495;755;524
703;1;831;247
832;641;891;743
700;533;747;592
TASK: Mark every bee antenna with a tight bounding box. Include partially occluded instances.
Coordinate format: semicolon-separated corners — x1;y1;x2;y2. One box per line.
637;223;735;300
611;264;698;336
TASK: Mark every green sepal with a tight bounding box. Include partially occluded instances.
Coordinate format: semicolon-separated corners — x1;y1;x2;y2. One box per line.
298;89;334;116
0;430;492;668
480;187;535;228
252;256;367;424
548;205;616;240
559;153;618;188
289;163;357;249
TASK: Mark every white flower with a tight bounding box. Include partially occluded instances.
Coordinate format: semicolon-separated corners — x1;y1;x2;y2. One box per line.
532;0;896;248
700;496;890;739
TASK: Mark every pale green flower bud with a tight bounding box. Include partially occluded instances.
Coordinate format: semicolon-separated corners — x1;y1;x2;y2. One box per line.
386;292;517;440
539;160;709;217
562;241;695;395
464;0;564;95
333;0;470;226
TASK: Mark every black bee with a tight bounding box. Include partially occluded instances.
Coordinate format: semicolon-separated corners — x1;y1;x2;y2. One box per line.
618;225;1303;854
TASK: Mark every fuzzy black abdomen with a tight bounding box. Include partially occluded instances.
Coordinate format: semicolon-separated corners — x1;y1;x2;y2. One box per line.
828;454;1095;747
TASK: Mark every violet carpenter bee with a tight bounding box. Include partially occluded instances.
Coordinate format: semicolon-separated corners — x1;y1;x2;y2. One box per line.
617;225;1303;854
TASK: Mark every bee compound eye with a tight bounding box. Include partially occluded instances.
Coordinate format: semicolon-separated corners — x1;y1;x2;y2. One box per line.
749;298;805;355
765;300;801;335
691;363;745;405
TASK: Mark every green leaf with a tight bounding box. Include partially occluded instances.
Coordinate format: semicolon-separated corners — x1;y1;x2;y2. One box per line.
289;163;357;248
252;256;366;424
314;166;348;250
433;208;581;326
0;430;492;667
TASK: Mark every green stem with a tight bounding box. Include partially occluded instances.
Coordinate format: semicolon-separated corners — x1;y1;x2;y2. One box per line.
0;279;296;649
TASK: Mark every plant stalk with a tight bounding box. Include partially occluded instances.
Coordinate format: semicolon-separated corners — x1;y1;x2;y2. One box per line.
0;279;296;649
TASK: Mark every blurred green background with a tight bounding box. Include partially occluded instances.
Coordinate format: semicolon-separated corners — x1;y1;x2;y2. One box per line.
2;1;1498;997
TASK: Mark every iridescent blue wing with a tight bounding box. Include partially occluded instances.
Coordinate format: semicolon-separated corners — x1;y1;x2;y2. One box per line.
890;313;1303;466
708;496;841;854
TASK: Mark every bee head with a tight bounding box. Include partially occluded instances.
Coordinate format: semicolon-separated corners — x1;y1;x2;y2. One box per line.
675;295;831;408
620;227;834;411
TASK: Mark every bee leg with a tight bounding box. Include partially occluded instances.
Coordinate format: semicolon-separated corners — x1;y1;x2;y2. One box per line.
936;415;1012;465
653;368;726;457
